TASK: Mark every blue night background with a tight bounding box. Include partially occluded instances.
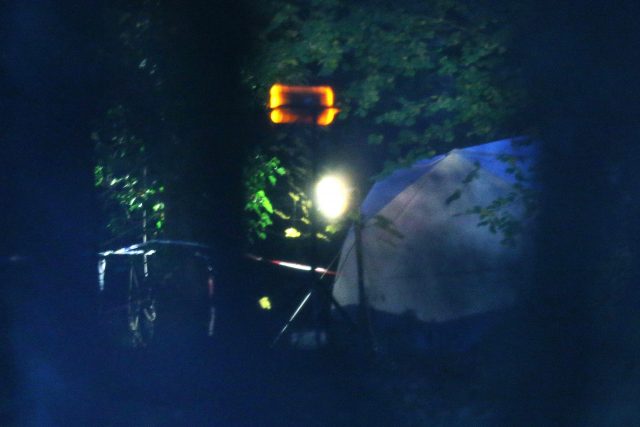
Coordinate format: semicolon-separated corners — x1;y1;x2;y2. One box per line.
2;0;640;425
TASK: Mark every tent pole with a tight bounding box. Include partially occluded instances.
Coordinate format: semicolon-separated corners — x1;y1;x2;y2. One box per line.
354;209;375;353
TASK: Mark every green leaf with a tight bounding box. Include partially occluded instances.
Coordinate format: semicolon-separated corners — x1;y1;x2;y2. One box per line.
284;227;301;238
262;197;274;214
94;167;104;187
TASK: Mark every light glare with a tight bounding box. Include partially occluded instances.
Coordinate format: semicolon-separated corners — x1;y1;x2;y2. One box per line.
316;175;349;219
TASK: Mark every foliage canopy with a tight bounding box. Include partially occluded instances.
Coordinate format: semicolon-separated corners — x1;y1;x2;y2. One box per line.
242;0;525;243
94;2;170;246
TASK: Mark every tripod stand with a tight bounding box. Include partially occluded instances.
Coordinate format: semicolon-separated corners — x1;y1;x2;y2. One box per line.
270;215;376;353
266;84;374;351
270;264;355;347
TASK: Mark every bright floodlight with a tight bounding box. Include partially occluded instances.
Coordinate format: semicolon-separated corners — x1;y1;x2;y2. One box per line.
315;175;349;220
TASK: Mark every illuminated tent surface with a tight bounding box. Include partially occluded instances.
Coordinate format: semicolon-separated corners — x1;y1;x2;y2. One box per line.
332;137;537;351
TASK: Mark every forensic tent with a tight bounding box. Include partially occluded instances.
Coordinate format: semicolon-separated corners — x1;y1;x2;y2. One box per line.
332;137;537;352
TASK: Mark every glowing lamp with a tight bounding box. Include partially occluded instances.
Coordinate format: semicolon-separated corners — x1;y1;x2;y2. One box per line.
269;84;339;126
315;175;350;220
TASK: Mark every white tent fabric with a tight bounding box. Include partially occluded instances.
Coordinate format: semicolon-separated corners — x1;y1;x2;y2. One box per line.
333;138;536;326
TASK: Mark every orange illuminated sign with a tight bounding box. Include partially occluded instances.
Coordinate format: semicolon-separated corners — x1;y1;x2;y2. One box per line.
269;84;339;126
316;107;339;126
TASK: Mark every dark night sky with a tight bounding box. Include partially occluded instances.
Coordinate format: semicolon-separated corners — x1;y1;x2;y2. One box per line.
3;1;103;259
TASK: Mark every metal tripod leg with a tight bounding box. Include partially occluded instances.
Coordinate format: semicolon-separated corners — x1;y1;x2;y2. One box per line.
271;289;313;347
270;282;355;348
